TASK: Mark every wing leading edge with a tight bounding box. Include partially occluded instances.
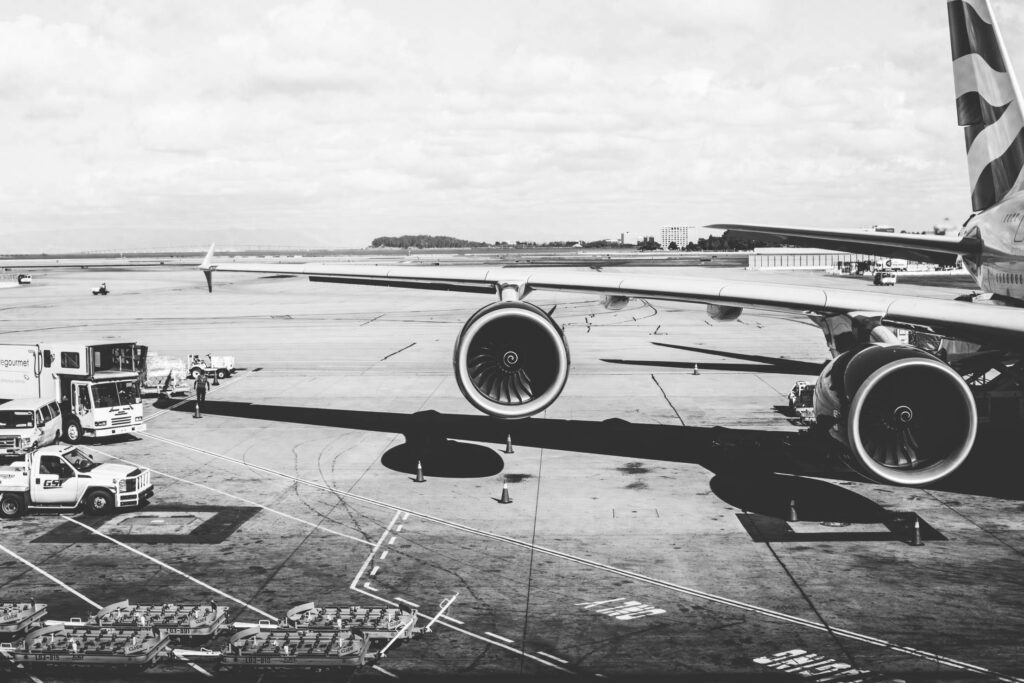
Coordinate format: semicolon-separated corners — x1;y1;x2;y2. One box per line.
202;252;1024;348
705;223;979;266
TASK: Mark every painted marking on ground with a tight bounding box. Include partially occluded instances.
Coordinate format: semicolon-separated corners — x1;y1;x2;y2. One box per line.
363;583;378;592
350;511;401;590
754;649;875;682
484;632;514;644
379;550;389;561
439;615;464;625
60;515;277;621
0;540;101;609
396;524;404;532
388;535;397;545
84;446;374;547
141;431;1012;681
395;598;419;608
373;664;399;678
580;598;666;621
370;566;380;577
537;651;570;664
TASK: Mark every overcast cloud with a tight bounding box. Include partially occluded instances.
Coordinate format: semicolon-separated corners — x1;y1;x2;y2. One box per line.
1;0;1020;251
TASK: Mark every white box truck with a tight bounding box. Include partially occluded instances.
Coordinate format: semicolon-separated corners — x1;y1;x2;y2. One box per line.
0;341;147;446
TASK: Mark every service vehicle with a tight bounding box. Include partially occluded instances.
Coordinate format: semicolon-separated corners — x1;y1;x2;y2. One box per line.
873;258;909;272
92;282;109;295
0;444;153;518
0;398;63;457
187;353;235;379
873;270;897;286
139;349;189;397
17;274;31;285
787;380;816;424
0;341;147;444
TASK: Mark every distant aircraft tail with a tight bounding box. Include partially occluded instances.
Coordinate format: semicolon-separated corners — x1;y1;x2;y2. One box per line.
949;0;1024;211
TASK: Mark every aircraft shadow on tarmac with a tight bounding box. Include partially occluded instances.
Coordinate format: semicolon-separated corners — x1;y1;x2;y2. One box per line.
163;399;1024;503
601;341;828;374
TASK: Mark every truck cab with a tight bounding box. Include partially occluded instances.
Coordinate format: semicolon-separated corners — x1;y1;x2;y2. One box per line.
0;445;153;518
0;398;62;457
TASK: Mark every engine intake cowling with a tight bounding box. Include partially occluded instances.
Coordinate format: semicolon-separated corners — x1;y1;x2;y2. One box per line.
454;301;570;419
814;344;977;486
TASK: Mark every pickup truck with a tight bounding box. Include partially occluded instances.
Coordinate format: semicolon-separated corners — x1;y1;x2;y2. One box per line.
0;445;153;518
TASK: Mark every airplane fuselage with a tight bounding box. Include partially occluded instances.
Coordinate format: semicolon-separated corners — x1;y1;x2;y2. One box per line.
962;195;1024;300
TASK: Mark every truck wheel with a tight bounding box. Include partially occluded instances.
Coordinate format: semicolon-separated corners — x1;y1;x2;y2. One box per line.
64;420;82;444
84;490;114;515
216;369;227;379
190;367;202;379
0;494;24;519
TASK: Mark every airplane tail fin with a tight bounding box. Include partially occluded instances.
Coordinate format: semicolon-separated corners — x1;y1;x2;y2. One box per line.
949;0;1024;211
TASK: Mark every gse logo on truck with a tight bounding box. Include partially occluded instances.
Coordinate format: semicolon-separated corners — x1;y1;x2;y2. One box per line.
42;479;64;488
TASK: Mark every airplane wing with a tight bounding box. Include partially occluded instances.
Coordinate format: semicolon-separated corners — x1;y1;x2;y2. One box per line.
201;245;1024;348
706;223;980;266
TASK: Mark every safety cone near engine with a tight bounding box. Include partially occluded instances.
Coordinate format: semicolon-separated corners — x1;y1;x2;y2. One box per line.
414;460;426;483
193;402;202;419
788;499;798;522
911;516;923;546
499;482;512;504
693;364;700;375
504;434;514;454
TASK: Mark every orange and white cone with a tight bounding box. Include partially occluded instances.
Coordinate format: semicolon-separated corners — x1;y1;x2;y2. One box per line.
499;483;512;504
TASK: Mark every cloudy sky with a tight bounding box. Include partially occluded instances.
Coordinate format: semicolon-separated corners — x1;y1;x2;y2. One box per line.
2;0;1023;251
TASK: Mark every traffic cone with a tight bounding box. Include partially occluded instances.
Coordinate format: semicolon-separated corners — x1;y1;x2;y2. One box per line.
193;402;202;419
212;373;220;386
787;498;798;522
499;483;512;504
693;364;700;375
504;434;514;454
910;516;923;546
414;461;426;483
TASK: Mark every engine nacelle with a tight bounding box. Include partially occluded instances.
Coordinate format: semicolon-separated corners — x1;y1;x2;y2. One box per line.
814;344;977;486
707;304;743;322
454;301;570;419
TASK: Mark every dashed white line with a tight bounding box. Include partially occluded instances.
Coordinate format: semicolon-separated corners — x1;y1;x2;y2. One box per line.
388;536;397;545
396;524;404;532
439;615;464;625
363;582;378;592
142;431;1013;681
350;511;402;590
379;551;389;560
373;664;399;678
484;632;514;644
61;515;277;621
395;597;419;608
370;566;380;577
537;651;569;664
401;512;410;521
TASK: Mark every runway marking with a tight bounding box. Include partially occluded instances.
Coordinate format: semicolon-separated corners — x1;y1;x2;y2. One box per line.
140;431;1015;681
402;512;410;521
84;446;375;547
388;536;397;545
363;583;378;592
754;649;872;681
379;551;389;560
395;598;419;608
370;566;380;577
0;540;101;609
537;651;569;664
349;585;573;675
582;599;666;621
350;511;401;590
439;614;464;625
373;664;399;678
60;515;278;621
396;524;404;532
484;632;514;644
381;342;416;361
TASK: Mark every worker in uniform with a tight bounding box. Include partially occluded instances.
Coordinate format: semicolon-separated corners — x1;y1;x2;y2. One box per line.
193;370;210;419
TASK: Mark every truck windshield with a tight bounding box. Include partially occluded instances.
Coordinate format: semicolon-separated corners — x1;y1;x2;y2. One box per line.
65;449;98;473
0;411;33;428
90;380;140;408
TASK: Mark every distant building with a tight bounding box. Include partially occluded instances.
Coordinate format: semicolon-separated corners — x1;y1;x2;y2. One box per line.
659;226;693;250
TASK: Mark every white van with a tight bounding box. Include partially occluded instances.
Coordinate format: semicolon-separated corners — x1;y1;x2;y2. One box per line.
0;398;62;456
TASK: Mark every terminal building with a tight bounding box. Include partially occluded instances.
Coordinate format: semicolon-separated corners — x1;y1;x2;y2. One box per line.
747;247;879;270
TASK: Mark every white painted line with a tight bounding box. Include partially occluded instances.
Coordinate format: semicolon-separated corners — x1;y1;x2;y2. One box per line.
395;597;420;608
370;566;380;577
84;447;374;547
60;515;277;621
379;551;389;561
484;632;514;644
174;652;215;678
537;651;569;664
439;615;464;625
373;664;399;679
388;536;397;545
349;585;573;674
402;512;410;521
0;540;101;609
141;431;1014;682
396;524;404;532
363;582;378;592
350;511;401;589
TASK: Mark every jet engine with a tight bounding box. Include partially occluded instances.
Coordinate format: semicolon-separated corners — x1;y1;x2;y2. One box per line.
814;344;977;486
454;301;570;418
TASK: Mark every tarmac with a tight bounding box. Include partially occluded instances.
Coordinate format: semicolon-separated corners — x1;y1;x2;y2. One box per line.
0;262;1022;682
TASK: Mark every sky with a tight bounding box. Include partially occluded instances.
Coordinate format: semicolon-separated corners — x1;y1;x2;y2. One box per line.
2;0;1024;252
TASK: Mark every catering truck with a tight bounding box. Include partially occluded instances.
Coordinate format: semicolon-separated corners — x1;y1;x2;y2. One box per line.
0;342;147;446
0;444;153;518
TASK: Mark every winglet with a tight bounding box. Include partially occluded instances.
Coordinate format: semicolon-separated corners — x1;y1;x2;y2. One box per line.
200;243;215;292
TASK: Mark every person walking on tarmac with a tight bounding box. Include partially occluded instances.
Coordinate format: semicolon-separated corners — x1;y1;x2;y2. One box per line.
193;370;211;419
